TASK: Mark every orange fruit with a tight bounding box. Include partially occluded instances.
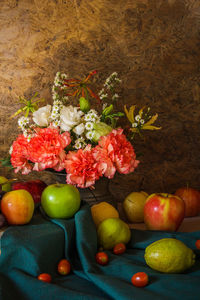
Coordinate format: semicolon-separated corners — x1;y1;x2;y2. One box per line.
91;201;119;227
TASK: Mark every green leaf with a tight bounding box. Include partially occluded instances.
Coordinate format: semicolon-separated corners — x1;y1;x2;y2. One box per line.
0;157;13;168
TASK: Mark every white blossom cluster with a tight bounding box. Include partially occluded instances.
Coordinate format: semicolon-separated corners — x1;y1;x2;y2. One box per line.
18;116;33;141
132;108;151;128
98;72;121;101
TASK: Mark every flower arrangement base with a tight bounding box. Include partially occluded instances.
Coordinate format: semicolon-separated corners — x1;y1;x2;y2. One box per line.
52;172;117;208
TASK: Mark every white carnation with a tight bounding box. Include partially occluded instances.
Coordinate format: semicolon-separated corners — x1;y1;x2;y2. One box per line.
60;105;83;132
32;105;52;127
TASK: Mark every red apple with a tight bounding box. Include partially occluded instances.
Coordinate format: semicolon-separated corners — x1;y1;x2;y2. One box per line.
144;193;185;232
175;187;200;217
1;189;34;225
12;180;47;203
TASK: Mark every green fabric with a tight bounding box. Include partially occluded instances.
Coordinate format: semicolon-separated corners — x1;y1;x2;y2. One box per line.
0;203;200;300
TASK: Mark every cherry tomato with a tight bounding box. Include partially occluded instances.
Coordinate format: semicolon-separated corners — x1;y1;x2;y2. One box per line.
95;252;109;265
195;239;200;249
57;258;71;275
37;273;52;283
131;272;149;287
113;243;126;255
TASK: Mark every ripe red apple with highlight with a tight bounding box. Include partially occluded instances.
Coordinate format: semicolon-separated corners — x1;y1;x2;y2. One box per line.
144;193;185;232
12;180;47;204
175;187;200;217
1;189;34;225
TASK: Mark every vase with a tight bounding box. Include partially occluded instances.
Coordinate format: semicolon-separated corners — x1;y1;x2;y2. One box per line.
50;171;117;208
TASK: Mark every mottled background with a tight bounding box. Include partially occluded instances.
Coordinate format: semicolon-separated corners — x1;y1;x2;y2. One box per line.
0;0;200;201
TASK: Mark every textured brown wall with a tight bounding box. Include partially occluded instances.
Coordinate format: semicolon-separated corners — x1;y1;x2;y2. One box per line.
0;0;200;201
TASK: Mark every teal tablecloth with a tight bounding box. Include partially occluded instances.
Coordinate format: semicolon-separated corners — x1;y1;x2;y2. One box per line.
0;203;200;300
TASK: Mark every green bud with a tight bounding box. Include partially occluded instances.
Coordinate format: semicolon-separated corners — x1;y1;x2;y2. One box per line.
92;122;112;143
79;97;90;113
102;104;113;116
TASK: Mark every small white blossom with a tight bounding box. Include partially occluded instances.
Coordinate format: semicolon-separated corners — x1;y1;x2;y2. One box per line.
99;93;108;100
132;122;138;128
9;145;13;155
18;116;29;128
112;93;119;100
98;88;105;96
52;120;60;127
102;103;108;110
135;115;141;122
140;119;145;125
85;122;94;130
86;131;94;140
74;142;82;149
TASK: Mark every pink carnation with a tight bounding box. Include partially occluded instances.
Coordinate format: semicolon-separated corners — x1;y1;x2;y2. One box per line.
98;128;139;174
65;145;101;188
11;134;32;174
93;146;116;179
28;128;71;171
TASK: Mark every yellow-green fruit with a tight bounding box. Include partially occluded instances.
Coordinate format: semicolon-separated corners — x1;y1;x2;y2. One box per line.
0;176;11;192
123;191;148;223
144;238;195;273
97;218;131;250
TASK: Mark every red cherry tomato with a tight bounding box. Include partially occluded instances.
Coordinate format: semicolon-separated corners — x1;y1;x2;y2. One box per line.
57;259;71;275
195;239;200;249
95;252;109;265
113;243;126;255
131;272;149;287
37;273;52;283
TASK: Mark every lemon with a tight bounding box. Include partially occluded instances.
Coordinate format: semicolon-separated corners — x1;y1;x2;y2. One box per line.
144;238;195;273
97;218;131;250
91;201;119;227
123;191;148;223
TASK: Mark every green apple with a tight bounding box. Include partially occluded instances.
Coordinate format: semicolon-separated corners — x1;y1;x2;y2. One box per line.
41;183;81;219
0;176;12;192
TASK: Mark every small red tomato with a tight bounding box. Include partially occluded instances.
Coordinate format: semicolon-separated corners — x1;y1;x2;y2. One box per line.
95;252;109;265
113;243;126;255
131;272;149;287
37;273;52;283
57;259;71;275
195;239;200;249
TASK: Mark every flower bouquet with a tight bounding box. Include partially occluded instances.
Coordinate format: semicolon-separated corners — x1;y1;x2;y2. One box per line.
6;70;161;190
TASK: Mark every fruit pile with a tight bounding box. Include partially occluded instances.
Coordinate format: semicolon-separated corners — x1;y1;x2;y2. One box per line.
122;187;200;231
0;175;200;288
0;176;81;227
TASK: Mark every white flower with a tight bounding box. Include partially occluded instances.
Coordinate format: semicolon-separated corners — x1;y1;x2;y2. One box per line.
9;145;13;155
132;122;138;128
135;115;141;122
102;103;108;110
52;120;60;127
74;142;82;149
32;105;52;127
73;123;85;135
86;131;94;140
85;122;94;130
112;93;119;100
18;116;29;128
140;119;145;125
60;105;83;132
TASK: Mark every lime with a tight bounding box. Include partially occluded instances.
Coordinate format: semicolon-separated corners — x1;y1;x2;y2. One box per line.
97;218;131;250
